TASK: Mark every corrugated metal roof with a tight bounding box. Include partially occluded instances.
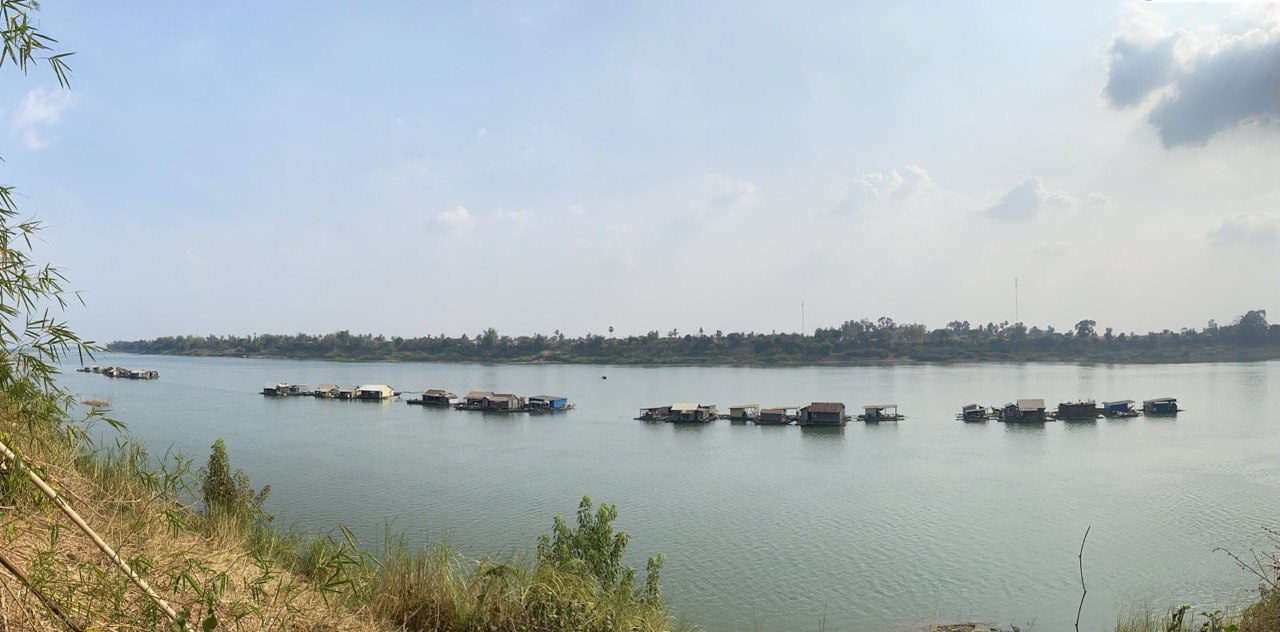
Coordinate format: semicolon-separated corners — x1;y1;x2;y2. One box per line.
761;408;786;414
464;390;494;399
806;402;845;413
315;383;337;390
1017;399;1046;411
424;389;452;396
863;404;896;409
729;404;760;409
1143;397;1176;404
530;395;567;401
670;403;700;412
489;393;519;401
1101;400;1134;406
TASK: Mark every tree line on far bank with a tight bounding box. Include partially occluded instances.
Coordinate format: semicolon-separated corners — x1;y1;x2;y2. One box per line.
106;309;1280;365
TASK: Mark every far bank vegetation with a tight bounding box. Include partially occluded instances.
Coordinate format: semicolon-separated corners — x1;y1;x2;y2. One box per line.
110;309;1280;365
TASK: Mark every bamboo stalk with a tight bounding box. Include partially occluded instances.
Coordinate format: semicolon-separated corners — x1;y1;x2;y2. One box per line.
0;439;189;630
0;549;83;632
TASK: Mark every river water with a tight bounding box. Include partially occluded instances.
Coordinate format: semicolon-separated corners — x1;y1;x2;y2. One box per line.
59;355;1279;631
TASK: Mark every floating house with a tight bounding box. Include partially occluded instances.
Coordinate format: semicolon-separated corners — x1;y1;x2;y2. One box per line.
457;391;495;410
313;384;339;398
726;404;761;422
336;387;358;400
262;383;309;396
757;407;798;425
485;393;526;411
1101;400;1138;417
527;395;571;411
636;405;672;421
126;369;159;380
798;402;848;426
356;384;394;400
408;389;458;406
961;403;990;422
669;403;717;423
1142;397;1180;415
858;404;903;422
1056;400;1101;421
999;399;1047;422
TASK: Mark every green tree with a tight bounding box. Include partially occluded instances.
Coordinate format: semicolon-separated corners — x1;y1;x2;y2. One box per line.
536;496;664;603
199;438;271;520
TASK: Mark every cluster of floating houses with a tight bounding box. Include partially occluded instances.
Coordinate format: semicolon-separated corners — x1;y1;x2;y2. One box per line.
960;397;1181;422
636;402;903;426
261;384;572;413
75;366;159;380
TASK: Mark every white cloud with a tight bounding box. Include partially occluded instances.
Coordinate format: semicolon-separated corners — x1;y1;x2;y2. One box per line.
604;223;633;236
1086;193;1111;207
836;164;935;212
568;204;586;217
9;86;74;150
690;174;760;217
1104;11;1280;148
476;127;488;139
494;208;532;225
1209;212;1279;246
436;205;474;231
981;176;1079;221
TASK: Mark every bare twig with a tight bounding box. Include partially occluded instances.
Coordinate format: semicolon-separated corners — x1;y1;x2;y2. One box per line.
1213;546;1278;590
1075;525;1090;632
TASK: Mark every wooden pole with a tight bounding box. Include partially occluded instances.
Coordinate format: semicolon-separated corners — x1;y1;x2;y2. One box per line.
0;439;188;630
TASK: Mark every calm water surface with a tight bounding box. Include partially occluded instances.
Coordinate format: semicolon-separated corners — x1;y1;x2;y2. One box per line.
61;355;1280;631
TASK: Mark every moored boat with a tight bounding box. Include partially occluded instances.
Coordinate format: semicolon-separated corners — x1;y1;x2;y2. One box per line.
998;399;1048;422
408;389;459;406
1142;397;1181;416
726;404;760;422
959;403;991;422
755;406;798;425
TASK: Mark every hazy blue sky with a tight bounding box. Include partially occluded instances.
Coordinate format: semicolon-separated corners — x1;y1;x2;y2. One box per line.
5;1;1278;342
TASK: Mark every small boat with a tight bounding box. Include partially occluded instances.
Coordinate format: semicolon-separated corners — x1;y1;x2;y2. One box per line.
1055;400;1101;421
755;406;798;425
858;404;904;422
726;404;761;422
1142;397;1181;416
1101;400;1139;418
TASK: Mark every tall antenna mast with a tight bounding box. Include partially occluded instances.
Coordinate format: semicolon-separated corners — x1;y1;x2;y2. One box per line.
801;301;806;335
1015;276;1019;324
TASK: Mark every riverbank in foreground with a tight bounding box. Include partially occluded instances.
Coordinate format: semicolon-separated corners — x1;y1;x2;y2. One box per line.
1;403;1275;631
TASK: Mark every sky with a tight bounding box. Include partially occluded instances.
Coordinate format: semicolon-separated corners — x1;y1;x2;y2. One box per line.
2;1;1278;342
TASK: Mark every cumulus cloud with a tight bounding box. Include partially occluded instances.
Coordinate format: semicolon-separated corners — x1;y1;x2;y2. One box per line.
436;205;473;231
689;174;760;217
981;176;1079;221
837;164;934;212
9;86;74;150
1104;13;1279;148
494;208;532;225
1209;212;1279;246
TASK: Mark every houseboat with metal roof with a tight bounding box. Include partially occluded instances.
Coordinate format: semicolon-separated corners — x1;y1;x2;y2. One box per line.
726;404;761;422
636;405;672;421
998;399;1048;422
408;389;458;406
858;404;903;422
755;407;798;425
959;403;992;421
527;395;572;412
1142;397;1181;416
1101;400;1139;417
796;402;849;426
1056;400;1101;421
668;403;718;423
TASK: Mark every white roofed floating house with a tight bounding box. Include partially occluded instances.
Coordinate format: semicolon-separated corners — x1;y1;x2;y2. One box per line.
858;404;903;422
355;384;394;400
726;404;761;421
